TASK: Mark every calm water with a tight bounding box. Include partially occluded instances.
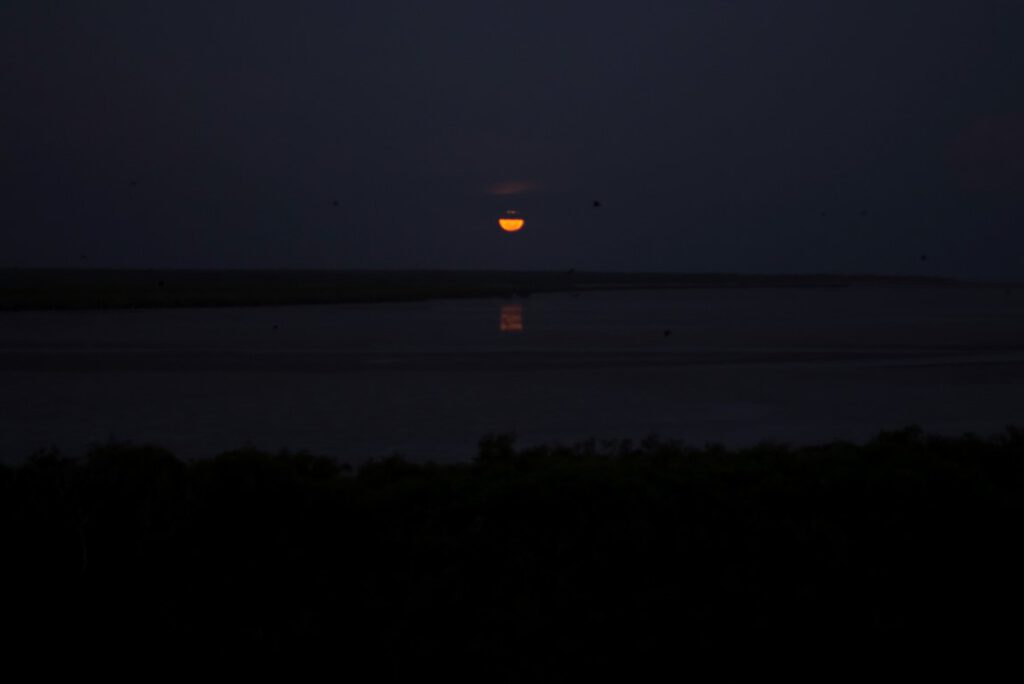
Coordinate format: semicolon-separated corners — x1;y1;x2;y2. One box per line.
2;286;1023;463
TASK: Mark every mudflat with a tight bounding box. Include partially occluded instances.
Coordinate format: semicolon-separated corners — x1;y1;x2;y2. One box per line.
2;282;1022;462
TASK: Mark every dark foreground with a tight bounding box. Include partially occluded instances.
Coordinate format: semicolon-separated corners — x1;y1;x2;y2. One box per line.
4;429;1022;677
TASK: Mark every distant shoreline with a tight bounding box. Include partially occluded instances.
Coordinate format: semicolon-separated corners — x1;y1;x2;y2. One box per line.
0;268;1003;311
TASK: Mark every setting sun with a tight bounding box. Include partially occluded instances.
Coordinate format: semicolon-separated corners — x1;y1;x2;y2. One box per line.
499;210;524;232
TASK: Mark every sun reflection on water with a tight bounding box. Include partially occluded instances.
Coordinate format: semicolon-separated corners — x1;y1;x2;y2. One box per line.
500;303;523;333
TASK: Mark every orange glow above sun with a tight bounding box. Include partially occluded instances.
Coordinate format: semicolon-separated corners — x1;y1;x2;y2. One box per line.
499;218;524;232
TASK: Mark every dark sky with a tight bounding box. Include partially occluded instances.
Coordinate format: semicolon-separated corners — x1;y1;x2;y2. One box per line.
3;1;1023;278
